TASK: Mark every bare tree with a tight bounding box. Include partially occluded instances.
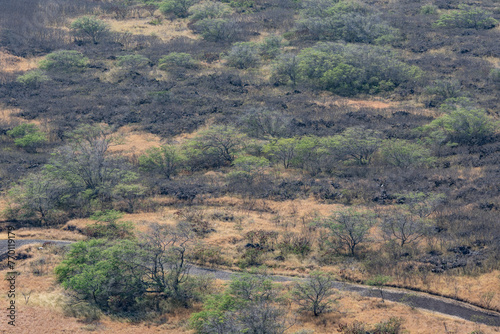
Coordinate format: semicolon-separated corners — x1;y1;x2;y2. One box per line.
291;271;339;316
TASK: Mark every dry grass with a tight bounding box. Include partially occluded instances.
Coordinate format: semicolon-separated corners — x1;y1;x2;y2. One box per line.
109;125;163;157
0;51;40;73
104;17;198;42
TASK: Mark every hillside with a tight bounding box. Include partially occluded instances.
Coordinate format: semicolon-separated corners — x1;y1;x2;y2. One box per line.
0;0;500;333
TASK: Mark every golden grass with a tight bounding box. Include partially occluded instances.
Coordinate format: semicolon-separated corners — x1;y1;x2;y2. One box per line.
108;125;163;157
104;17;198;42
0;51;40;73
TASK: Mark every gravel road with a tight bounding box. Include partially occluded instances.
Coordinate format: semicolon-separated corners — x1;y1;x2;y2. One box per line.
2;239;499;327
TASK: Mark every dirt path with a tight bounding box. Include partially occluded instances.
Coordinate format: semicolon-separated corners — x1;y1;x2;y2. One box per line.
2;239;499;327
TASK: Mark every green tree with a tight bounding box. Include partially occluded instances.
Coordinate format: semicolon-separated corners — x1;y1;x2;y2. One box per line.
333;127;382;165
55;239;147;312
187;125;247;167
271;53;299;87
138;144;184;179
323;210;374;256
263;137;299;169
71;16;110;44
191;270;292;334
39;50;88;73
291;271;338;316
7;123;47;153
6;172;67;224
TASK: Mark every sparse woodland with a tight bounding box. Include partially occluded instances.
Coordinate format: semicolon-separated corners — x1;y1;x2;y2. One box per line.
1;0;500;333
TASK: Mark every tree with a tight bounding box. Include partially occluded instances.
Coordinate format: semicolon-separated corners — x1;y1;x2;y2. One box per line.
333;127;382;165
141;222;196;307
271;53;299;87
191;270;293;334
380;211;428;247
263;138;299;169
324;210;374;256
187;125;247;167
55;239;147;312
7;123;47;153
39;50;88;73
46;124;127;202
139;144;184;179
7;172;68;224
71;16;110;44
291;271;338;316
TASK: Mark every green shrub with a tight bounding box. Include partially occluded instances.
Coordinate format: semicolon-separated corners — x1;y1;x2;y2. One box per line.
16;70;49;88
188;1;232;22
71;16;109;44
226;42;260;69
373;317;405;334
259;35;282;59
297;0;398;44
420;4;438;15
115;54;151;69
7;123;47;152
39;50;88;73
434;5;498;29
289;42;422;96
489;68;500;86
192;18;237;42
421;104;498;145
160;0;199;18
380;139;434;169
158;52;198;70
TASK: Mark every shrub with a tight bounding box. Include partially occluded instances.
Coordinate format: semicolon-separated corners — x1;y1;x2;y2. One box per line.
139;144;185;178
297;0;398;44
70;16;109;44
489;68;500;86
158;52;198;70
192;18;238;42
160;0;199;18
380;139;434;169
39;50;88;73
420;4;438;15
434;5;498;29
226;42;260;69
259;35;282;59
421;105;498;146
115;54;151;69
16;70;49;88
7;123;47;152
188;1;232;22
291;43;422;96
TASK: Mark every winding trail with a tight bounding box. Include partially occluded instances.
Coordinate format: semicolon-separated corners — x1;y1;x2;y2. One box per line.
2;239;499;327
